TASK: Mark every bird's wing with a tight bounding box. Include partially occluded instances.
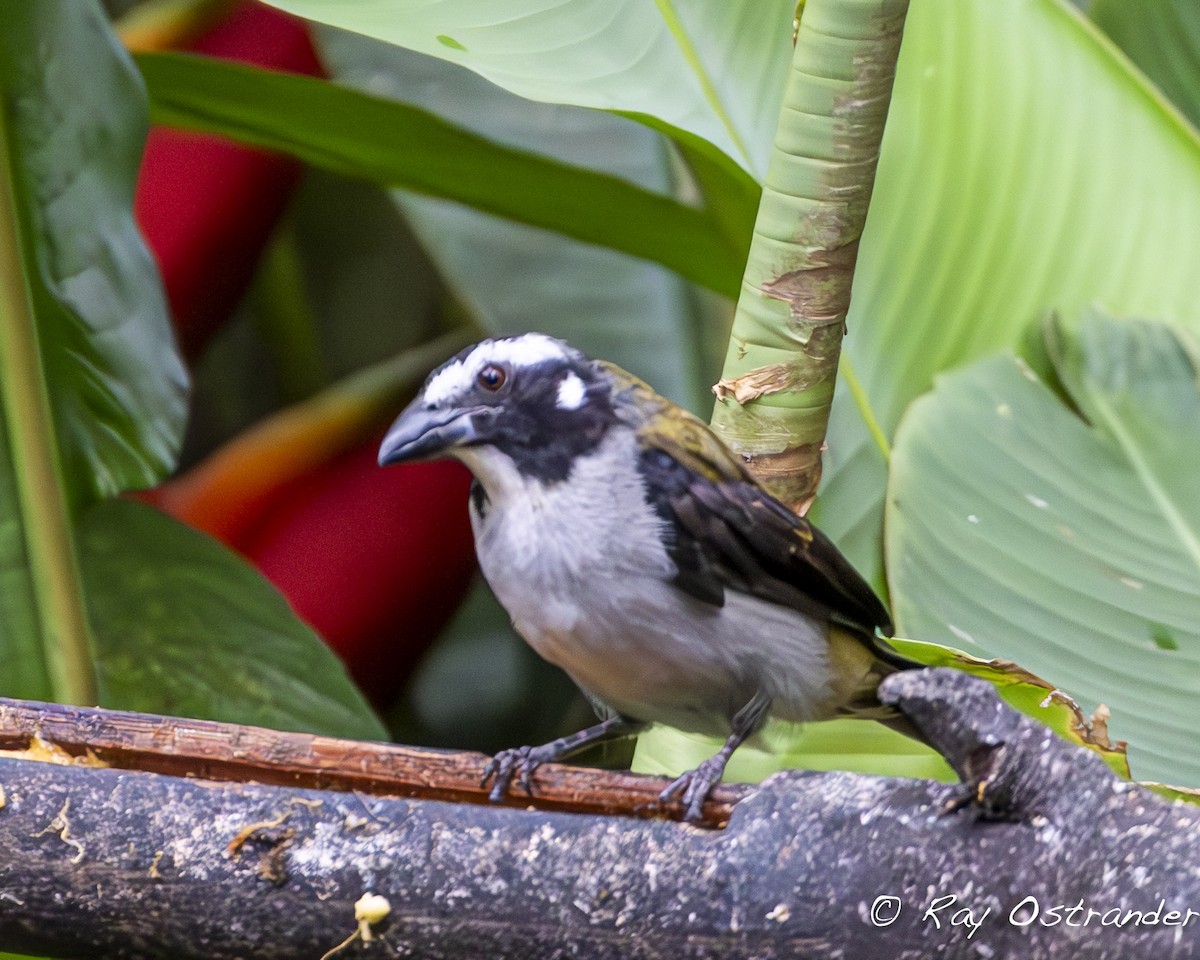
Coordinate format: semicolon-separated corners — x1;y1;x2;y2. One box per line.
618;385;895;646
639;441;894;636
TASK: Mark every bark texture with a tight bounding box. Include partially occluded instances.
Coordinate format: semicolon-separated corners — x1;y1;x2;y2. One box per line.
0;669;1196;960
711;0;912;513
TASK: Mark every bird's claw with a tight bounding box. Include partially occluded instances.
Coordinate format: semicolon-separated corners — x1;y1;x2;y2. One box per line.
480;745;544;802
659;756;725;823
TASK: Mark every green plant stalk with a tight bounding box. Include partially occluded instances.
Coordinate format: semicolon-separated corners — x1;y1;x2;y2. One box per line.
0;122;98;706
253;224;333;403
709;0;910;513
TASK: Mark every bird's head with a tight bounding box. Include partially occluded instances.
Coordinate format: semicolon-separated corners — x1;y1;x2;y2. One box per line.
378;334;620;486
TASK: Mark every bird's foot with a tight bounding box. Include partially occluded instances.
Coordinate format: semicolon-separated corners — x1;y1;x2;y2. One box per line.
660;755;727;824
481;744;556;802
481;718;645;805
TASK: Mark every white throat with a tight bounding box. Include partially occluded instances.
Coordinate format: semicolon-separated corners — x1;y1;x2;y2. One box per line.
459;429;672;585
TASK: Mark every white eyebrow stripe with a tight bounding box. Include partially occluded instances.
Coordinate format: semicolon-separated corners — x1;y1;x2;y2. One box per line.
423;335;569;405
490;334;566;367
424;358;472;404
556;372;586;410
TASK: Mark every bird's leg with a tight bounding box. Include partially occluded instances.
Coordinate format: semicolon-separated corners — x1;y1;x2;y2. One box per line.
660;692;771;823
481;715;645;802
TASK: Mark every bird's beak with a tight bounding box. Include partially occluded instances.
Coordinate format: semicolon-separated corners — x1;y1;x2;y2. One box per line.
377;401;484;466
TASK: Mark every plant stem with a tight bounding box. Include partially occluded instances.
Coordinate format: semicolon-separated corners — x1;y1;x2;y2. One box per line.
840;354;891;463
0;121;98;706
253;223;332;403
710;0;910;513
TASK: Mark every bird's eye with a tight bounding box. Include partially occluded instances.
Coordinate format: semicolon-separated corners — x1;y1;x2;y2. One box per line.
476;363;507;391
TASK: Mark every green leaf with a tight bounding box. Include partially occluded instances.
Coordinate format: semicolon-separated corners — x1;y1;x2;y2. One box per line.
134;51;744;302
260;0;797;179
78;500;386;741
0;413;47;698
314;27;717;409
615;110;760;255
1091;0;1200;131
889;638;1130;778
1143;782;1200;807
0;0;186;704
886;313;1200;785
634;717;954;785
811;0;1200;585
1;4;186;503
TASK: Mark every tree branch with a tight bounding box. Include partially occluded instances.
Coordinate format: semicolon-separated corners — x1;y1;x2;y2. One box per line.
0;670;1197;959
0;697;746;826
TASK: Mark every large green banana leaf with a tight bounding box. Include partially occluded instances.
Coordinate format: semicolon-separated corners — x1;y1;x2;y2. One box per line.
261;0;796;180
887;312;1200;785
314;26;713;409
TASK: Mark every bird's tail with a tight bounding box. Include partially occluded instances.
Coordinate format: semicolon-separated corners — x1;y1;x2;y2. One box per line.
829;626;926;743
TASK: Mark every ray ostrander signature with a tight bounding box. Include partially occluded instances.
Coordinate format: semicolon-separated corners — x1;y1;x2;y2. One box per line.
867;893;1200;939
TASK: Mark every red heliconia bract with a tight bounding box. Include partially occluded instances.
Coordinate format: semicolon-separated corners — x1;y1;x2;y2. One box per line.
133;1;479;707
239;443;476;707
134;1;322;361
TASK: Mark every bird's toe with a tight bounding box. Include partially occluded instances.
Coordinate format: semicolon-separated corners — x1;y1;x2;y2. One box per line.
482;745;544;802
660;762;723;823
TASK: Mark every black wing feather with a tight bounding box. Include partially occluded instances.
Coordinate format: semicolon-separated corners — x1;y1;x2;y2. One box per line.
638;446;893;639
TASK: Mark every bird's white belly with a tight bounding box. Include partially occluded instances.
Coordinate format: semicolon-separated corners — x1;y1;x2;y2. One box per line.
481;543;840;737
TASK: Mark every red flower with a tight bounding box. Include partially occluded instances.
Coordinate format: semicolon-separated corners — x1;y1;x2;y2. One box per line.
132;1;321;360
130;2;477;706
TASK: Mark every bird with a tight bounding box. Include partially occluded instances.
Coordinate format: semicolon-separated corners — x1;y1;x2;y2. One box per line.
378;333;917;822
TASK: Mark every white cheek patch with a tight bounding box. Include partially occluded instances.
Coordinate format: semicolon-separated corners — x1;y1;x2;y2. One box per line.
423;334;571;405
556;372;587;410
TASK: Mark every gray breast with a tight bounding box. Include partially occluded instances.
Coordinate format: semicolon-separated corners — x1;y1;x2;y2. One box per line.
462;431;839;736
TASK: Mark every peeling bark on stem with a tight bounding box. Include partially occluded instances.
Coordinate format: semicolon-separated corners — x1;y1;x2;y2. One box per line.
711;0;911;513
0;671;1197;959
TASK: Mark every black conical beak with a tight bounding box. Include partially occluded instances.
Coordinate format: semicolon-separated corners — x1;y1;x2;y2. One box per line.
377;400;483;466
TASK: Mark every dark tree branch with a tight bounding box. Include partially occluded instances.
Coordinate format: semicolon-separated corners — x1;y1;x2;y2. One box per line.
0;670;1197;960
